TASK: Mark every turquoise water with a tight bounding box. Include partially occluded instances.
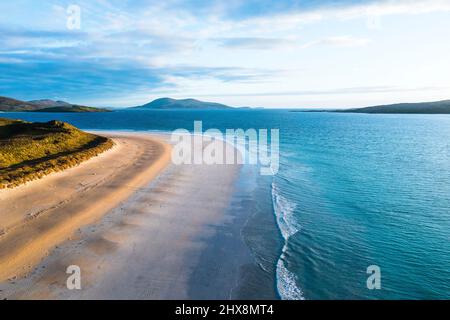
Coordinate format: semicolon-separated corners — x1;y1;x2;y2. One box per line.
3;110;450;299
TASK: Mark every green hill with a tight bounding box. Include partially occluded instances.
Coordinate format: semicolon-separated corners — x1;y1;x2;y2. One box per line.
339;100;450;114
31;106;110;113
0;118;113;188
0;96;110;112
0;97;44;111
132;97;232;110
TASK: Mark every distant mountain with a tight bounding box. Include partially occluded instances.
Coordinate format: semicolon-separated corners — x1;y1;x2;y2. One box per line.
0;96;43;111
0;96;110;112
338;100;450;114
31;106;110;113
28;99;72;108
132;98;233;110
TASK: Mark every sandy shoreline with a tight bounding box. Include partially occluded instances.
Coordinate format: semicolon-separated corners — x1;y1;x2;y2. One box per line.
0;133;171;282
0;131;274;299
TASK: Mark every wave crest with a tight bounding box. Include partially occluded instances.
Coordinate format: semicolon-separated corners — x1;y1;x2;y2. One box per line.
272;182;304;300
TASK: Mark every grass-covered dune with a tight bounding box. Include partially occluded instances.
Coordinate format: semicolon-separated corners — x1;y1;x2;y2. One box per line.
0;118;113;188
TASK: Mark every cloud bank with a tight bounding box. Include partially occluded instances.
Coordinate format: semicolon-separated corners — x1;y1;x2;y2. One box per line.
0;0;449;107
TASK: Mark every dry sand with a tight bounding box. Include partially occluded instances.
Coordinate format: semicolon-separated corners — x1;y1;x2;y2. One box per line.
0;131;250;299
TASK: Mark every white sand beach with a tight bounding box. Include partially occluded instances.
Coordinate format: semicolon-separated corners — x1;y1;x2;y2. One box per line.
0;131;249;299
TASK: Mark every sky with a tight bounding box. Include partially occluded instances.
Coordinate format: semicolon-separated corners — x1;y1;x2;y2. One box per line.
1;0;450;108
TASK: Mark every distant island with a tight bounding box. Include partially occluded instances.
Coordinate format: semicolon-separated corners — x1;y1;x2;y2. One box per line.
336;99;450;114
0;96;110;113
131;97;233;110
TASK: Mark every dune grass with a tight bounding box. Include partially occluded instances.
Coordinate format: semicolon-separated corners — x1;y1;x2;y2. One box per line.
0;118;113;188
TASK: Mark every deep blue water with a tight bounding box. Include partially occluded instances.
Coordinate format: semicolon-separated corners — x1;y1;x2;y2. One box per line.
2;109;450;299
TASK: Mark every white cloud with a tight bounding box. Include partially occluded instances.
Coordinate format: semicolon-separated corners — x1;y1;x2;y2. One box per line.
335;0;450;19
216;37;298;50
302;36;371;48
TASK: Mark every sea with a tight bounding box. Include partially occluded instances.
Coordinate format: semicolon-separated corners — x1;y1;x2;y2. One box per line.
2;109;450;299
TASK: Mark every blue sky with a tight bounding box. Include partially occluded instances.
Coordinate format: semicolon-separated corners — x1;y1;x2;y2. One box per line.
1;0;450;108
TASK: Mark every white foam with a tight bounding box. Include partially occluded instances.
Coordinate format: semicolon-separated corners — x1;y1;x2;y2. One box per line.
277;258;305;300
271;182;305;300
272;182;298;239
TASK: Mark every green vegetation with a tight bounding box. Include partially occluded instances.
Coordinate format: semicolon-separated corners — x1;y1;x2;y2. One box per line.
0;118;113;188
